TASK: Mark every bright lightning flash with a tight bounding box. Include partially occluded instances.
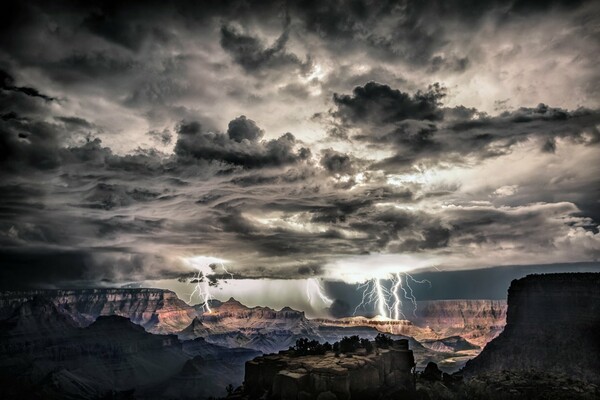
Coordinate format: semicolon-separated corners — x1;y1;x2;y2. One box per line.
183;256;230;313
306;278;334;307
354;272;431;319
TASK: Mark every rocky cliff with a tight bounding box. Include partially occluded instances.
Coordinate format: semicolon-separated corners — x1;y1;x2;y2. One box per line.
244;340;415;400
463;273;600;383
0;288;197;333
414;300;507;347
201;298;315;334
192;298;319;353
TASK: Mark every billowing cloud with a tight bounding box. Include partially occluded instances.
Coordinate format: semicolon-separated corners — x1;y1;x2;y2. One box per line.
0;0;599;293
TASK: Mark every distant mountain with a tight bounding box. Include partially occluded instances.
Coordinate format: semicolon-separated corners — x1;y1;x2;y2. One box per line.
201;297;315;334
0;288;197;333
463;273;600;383
187;297;318;353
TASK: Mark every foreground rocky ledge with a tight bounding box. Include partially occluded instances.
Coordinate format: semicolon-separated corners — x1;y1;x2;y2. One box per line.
241;339;415;400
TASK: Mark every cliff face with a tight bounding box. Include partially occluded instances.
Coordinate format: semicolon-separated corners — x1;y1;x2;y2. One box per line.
414;300;507;347
200;298;316;335
244;340;415;400
202;298;311;329
314;317;438;343
193;298;318;354
0;288;197;333
463;273;600;383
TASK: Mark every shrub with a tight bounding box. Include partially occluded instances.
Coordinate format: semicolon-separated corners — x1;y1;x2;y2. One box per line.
292;338;330;356
360;338;374;353
339;335;361;353
375;333;394;349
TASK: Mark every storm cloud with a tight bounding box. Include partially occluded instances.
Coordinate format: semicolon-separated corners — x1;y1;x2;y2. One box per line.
0;0;599;290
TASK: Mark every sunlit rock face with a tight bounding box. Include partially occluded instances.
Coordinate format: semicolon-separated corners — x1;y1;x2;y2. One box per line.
313;300;506;348
200;297;316;335
194;297;318;354
413;300;508;347
244;340;415;399
314;316;437;341
178;316;212;340
0;288;197;333
463;273;600;383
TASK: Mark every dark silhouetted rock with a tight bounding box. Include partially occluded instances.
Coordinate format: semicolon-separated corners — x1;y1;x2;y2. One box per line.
463;273;600;384
421;362;443;381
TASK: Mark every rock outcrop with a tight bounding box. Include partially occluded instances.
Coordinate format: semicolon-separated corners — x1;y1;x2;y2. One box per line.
413;300;507;347
244;340;415;400
196;298;318;353
178;316;212;340
202;298;315;334
314;316;437;340
0;288;197;333
462;273;600;383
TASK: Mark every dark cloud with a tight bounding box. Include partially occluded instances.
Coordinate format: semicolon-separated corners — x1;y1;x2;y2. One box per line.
0;69;54;101
0;0;598;291
329;82;600;169
0;118;64;171
0;248;186;290
333;82;446;126
227;115;264;142
220;21;311;74
51;51;138;82
319;148;354;174
327;299;351;318
82;3;173;51
174;118;310;168
55;116;95;129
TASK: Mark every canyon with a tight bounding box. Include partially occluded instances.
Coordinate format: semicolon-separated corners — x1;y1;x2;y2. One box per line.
3;274;594;399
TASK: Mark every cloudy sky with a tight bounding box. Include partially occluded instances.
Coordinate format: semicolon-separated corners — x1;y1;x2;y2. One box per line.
1;0;599;313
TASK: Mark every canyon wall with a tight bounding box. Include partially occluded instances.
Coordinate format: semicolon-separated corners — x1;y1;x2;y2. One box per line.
414;299;507;346
0;288;197;333
463;273;600;383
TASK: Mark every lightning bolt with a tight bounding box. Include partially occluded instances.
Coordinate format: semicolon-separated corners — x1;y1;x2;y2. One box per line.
354;272;431;320
188;269;213;313
354;278;392;319
219;263;234;279
183;257;231;313
403;272;431;317
306;278;334;307
391;273;407;320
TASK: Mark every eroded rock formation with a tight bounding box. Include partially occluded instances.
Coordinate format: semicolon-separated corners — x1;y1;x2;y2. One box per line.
414;300;507;347
244;339;415;400
0;288;197;333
